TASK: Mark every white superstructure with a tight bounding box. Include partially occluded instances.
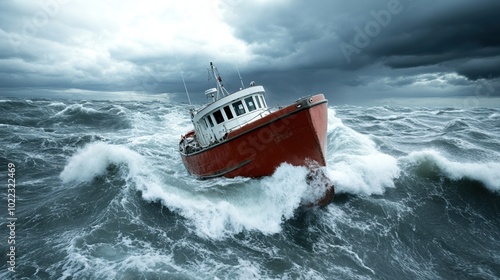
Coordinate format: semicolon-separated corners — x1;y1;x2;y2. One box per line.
190;63;270;147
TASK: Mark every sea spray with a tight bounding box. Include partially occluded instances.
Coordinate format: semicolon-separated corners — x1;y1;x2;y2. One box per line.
60;142;146;183
138;163;318;239
60;143;322;239
326;108;400;195
4;98;497;279
402;149;500;192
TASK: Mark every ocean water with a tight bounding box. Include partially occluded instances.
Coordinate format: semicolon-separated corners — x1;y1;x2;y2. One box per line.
0;97;499;279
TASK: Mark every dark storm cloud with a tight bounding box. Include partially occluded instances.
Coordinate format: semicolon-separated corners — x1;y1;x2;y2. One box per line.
370;1;500;80
0;0;499;104
219;0;500;103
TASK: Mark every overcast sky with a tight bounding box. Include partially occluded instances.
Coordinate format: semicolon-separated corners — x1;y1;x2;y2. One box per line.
0;0;499;105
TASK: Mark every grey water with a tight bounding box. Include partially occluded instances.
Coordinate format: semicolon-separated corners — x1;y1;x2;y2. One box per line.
0;98;499;279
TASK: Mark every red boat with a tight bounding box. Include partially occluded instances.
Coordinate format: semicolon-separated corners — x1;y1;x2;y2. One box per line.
179;63;334;205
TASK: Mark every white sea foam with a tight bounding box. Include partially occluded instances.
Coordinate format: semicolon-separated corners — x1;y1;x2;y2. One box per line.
403;149;500;193
138;163;312;239
127;105;191;147
54;103;99;117
489;112;500;119
326;108;400;195
233;259;263;279
60;142;319;239
329;244;375;274
47;101;67;107
60;142;146;183
57;230;180;279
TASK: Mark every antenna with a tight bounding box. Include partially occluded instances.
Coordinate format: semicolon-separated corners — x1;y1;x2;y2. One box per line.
181;71;192;105
209;62;230;100
235;62;245;89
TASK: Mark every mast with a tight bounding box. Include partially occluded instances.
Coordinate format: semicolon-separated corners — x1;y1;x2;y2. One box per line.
209;62;230;100
235;63;245;90
181;71;192;105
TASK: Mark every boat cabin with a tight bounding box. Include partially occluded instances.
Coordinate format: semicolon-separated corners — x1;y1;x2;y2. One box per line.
180;62;272;152
191;85;269;147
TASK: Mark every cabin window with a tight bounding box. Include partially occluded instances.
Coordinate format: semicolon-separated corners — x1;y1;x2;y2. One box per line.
213;110;224;124
259;95;266;107
254;95;262;108
223;105;234;120
207;116;214;127
202;118;208;129
232;100;246;116
245;97;256;112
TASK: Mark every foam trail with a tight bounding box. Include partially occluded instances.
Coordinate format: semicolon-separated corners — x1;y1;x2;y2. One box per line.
403;149;500;193
326;108;400;195
328;244;375;274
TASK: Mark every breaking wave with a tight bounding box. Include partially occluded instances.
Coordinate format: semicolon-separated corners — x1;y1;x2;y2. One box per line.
326;108;400;195
52;103;130;129
4;98;500;279
60;142;328;239
402;149;500;193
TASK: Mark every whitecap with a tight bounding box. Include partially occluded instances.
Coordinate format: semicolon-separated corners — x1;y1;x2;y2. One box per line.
402;149;500;193
60;142;146;183
489;112;500;119
60;142;322;239
137;163;313;239
53;104;99;117
326;108;400;195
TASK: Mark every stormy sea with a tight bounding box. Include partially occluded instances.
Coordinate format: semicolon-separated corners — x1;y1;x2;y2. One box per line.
0;97;499;279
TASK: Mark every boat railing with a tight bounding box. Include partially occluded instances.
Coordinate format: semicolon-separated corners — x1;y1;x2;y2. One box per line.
226;108;273;134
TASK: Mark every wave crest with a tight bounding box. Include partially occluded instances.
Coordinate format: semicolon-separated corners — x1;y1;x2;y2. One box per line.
327;108;400;195
60;142;145;183
403;149;500;193
60;143;326;239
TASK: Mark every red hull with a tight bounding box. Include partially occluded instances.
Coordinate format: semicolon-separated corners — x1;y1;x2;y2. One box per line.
180;94;328;179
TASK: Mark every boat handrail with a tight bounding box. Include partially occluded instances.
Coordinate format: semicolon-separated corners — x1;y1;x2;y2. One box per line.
226;108;273;133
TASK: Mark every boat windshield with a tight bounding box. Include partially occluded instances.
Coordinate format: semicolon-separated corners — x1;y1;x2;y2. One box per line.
245;97;256;112
224;106;234;120
232;101;246;116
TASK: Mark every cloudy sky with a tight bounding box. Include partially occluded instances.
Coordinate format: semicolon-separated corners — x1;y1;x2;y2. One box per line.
0;0;499;105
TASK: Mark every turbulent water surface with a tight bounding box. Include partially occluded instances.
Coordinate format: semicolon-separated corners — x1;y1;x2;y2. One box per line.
0;98;499;279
